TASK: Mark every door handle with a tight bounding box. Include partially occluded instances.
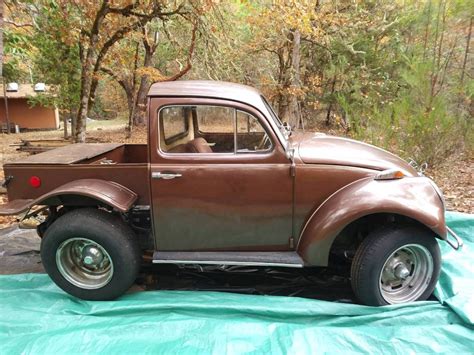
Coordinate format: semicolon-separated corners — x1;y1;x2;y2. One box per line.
152;172;182;180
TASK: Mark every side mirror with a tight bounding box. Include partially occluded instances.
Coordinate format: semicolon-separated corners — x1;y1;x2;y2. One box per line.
282;121;292;139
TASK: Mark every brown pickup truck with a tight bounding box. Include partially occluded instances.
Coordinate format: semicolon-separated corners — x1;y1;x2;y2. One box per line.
0;81;462;306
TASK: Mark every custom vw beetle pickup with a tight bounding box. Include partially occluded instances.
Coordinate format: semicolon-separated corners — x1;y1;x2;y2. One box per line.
0;81;462;306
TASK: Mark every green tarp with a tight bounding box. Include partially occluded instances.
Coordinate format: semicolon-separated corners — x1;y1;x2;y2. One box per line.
1;212;473;354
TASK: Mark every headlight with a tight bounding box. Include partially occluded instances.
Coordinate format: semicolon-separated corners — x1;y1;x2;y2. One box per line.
374;169;405;180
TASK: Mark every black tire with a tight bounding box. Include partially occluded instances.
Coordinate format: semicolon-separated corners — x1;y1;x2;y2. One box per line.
351;226;441;306
41;208;141;300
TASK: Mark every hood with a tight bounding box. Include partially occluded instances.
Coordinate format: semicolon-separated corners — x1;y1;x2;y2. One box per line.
294;133;418;176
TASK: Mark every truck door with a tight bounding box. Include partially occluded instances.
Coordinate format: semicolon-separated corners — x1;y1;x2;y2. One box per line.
149;97;293;251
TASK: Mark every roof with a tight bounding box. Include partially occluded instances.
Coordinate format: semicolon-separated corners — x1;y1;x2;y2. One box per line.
0;84;55;99
148;80;265;109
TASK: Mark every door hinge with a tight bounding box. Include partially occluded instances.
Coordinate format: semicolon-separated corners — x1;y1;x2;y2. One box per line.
289;236;295;249
290;163;296;177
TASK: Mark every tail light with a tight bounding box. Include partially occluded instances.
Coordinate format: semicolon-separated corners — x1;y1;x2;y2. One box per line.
29;176;41;188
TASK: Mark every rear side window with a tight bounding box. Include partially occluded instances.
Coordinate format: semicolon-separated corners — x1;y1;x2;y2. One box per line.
161;107;188;143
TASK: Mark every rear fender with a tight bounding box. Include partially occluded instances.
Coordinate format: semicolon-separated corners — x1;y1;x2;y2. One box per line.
297;176;446;266
0;179;137;215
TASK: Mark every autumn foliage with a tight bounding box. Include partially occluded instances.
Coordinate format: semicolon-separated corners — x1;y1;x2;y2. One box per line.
3;0;473;164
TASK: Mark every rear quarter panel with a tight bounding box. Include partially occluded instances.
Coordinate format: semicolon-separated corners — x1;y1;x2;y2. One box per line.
3;164;150;205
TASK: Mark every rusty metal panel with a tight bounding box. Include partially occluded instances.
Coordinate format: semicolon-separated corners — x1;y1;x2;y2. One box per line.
7;143;123;165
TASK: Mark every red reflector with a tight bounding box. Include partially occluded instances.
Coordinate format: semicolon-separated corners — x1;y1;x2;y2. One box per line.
29;176;41;188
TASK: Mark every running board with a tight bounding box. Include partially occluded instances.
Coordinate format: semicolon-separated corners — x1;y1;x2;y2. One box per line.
152;251;304;268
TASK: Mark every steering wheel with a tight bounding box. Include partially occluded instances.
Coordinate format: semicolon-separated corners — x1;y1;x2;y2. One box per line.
257;134;270;150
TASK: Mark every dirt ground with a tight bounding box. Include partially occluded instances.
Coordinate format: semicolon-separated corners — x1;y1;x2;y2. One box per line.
1;124;472;228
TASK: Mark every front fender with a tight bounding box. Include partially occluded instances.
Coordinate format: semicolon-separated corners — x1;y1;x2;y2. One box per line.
297;176;446;266
0;179;137;215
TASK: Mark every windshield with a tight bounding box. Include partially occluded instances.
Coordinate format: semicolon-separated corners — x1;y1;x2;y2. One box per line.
261;96;290;141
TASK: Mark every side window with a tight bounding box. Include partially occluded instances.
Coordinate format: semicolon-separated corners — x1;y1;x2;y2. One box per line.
161;107;188;144
194;106;235;153
196;106;234;134
159;104;272;154
236;111;272;152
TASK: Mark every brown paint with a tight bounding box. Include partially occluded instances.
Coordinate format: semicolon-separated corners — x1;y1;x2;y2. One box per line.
294;132;418;175
297;176;446;266
149;97;292;251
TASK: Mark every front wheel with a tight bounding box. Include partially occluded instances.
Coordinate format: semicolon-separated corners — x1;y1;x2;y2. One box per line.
41;208;141;300
351;226;441;306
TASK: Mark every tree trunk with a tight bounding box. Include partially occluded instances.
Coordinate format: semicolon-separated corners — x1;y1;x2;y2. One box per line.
326;76;337;126
422;1;432;60
125;42;140;137
428;0;443;105
74;2;109;143
133;78;150;126
278;30;301;128
63;114;68;139
460;16;473;85
125;91;135;138
288;29;301;129
133;43;154;126
75;62;92;143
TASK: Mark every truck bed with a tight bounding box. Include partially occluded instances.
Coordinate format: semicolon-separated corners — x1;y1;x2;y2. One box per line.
8;143;147;165
3;143;150;205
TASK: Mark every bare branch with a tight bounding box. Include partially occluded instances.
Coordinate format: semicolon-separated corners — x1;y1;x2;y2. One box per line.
4;19;34;28
165;20;199;81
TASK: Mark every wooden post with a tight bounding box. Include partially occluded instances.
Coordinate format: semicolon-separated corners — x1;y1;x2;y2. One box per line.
63;114;68;139
0;0;9;134
0;0;3;78
2;77;10;134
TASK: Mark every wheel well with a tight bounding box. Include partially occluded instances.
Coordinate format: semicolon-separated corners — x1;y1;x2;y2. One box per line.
37;204;154;250
40;194;112;209
328;213;437;270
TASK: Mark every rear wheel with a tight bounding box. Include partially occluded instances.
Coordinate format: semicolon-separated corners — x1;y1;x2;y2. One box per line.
351;226;441;306
41;208;141;300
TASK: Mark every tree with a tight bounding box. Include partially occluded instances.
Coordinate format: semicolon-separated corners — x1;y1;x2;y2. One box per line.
101;16;199;133
51;0;189;142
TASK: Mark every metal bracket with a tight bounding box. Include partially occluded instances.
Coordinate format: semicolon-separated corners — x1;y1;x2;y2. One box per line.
446;226;464;250
1;175;13;188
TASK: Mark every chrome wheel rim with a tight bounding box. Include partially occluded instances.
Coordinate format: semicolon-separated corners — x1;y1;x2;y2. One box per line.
56;238;114;290
379;244;433;304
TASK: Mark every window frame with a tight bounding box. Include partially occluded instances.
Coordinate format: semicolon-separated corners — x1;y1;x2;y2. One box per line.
157;103;274;156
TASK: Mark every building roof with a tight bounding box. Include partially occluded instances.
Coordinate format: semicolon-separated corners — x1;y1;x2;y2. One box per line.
0;84;55;99
148;80;264;109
